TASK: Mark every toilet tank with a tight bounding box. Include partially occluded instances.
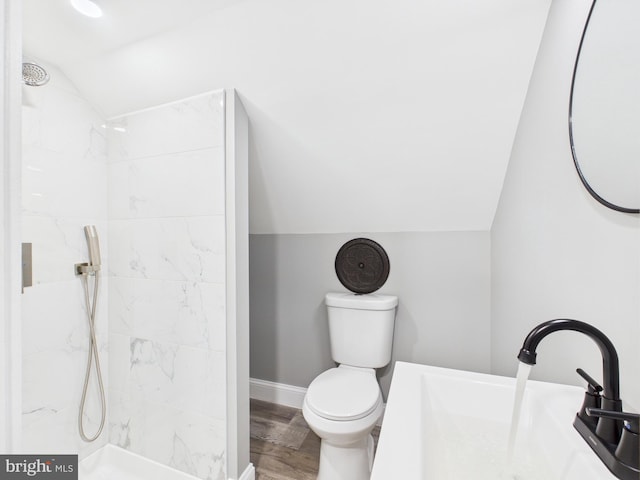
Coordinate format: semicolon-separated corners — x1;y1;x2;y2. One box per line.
326;292;398;368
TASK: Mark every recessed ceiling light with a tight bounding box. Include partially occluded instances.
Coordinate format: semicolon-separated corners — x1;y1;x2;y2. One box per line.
70;0;103;18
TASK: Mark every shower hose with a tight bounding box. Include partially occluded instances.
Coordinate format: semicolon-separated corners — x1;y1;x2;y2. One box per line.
78;271;106;442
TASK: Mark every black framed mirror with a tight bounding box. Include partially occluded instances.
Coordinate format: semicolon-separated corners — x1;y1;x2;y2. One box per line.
569;0;640;213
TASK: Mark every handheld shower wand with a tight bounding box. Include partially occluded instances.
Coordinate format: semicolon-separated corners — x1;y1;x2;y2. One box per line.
76;225;101;275
76;225;106;442
84;225;101;270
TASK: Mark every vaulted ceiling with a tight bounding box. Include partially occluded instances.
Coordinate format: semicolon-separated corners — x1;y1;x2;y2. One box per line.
23;0;552;234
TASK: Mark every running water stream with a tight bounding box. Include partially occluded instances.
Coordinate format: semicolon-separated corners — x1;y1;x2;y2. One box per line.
506;362;533;470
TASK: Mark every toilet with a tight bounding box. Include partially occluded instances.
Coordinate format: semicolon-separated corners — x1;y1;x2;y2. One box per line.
302;292;398;480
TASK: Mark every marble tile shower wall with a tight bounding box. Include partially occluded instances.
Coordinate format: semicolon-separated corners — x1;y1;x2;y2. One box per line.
21;64;109;458
107;91;227;480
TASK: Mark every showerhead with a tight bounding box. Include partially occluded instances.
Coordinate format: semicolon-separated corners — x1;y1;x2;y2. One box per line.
22;62;49;87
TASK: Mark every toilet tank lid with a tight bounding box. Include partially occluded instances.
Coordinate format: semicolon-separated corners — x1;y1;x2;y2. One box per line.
325;292;398;310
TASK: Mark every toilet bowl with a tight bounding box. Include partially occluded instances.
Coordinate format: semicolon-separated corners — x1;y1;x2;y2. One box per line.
303;292;398;480
303;365;383;480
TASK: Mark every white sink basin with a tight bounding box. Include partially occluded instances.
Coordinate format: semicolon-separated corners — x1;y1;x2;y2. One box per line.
371;362;615;479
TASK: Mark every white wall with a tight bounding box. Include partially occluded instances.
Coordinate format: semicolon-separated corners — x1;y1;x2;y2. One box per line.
250;231;491;398
49;0;551;235
21;63;109;457
491;0;640;410
107;92;228;479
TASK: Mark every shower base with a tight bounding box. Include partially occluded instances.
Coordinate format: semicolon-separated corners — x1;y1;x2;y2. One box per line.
79;444;199;480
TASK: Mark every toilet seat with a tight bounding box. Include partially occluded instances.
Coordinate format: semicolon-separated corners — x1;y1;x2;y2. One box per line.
305;367;381;421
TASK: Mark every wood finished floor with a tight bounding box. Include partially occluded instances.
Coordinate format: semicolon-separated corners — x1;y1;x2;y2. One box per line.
250;399;381;480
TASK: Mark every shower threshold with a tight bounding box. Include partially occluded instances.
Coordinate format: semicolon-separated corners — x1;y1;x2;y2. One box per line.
79;444;199;480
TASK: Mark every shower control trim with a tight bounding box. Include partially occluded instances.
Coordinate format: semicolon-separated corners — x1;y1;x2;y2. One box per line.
22;242;33;293
75;262;101;275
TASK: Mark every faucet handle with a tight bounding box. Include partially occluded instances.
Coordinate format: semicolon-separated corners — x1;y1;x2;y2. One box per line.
586;408;639;470
576;368;602;428
576;368;603;394
585;408;639;434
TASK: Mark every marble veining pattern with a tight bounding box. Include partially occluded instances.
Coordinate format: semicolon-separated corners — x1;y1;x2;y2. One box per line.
108;147;225;219
21;75;227;477
108;216;225;283
109;278;226;351
21;62;109;460
108;90;227;479
107;93;224;163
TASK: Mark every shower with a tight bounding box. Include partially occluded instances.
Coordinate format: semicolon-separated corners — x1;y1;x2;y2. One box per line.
14;80;249;477
22;62;49;86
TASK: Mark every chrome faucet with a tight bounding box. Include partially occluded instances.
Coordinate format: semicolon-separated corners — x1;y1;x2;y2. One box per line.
518;319;638;480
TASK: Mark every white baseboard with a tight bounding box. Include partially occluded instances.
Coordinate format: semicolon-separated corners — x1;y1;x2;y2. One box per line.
249;377;307;409
235;463;255;480
249;377;385;426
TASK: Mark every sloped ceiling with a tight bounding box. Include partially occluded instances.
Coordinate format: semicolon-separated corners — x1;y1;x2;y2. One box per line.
23;0;552;234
